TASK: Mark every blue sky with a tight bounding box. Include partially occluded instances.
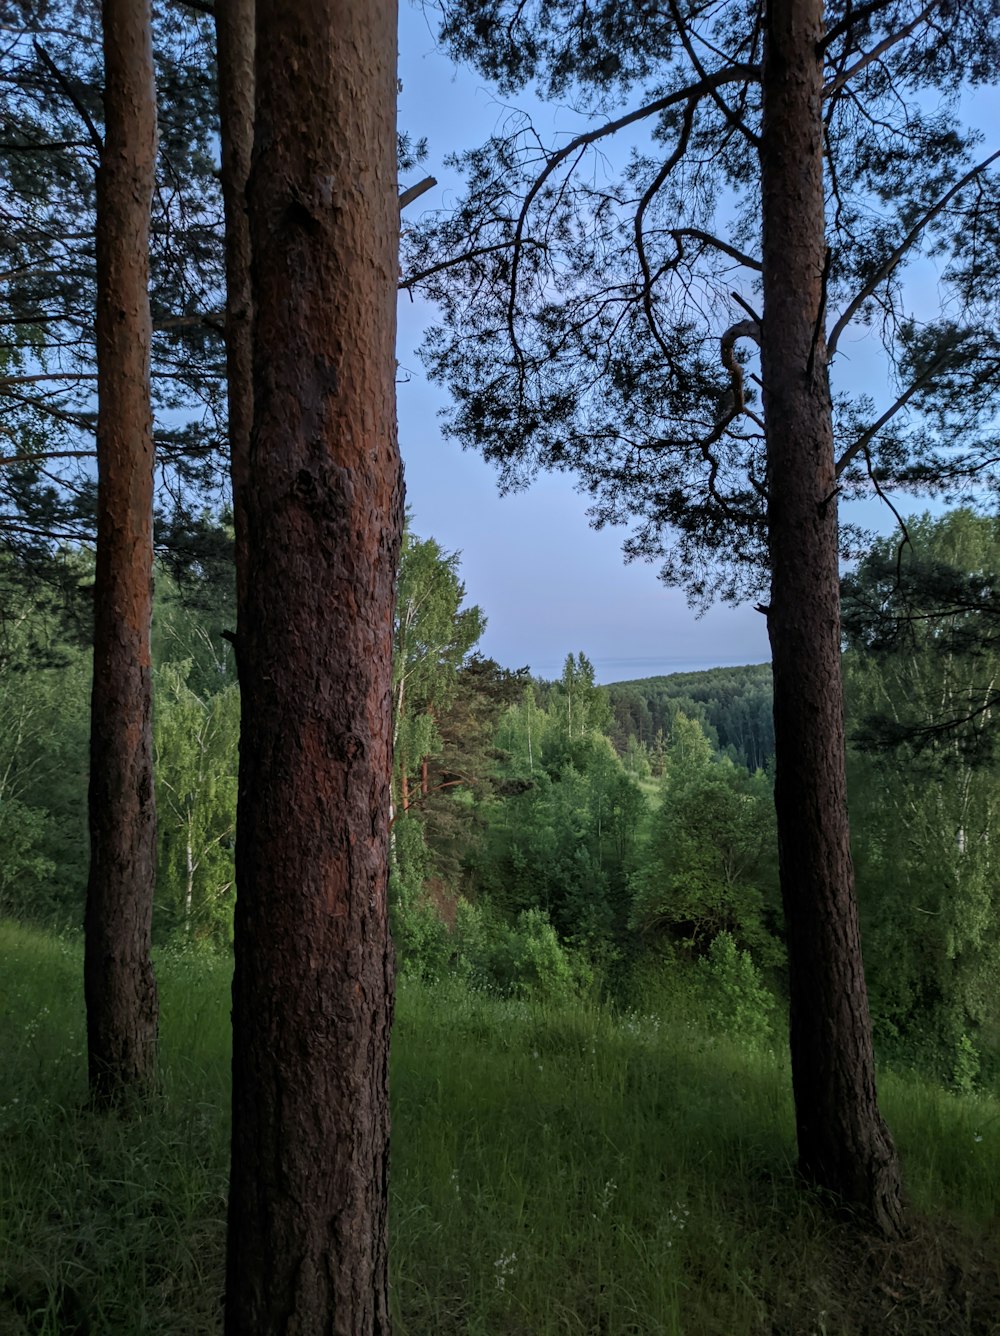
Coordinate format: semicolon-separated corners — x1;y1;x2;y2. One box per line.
393;7;995;684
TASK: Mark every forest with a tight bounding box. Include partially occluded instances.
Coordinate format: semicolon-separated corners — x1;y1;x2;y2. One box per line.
2;0;1000;1333
5;509;1000;1087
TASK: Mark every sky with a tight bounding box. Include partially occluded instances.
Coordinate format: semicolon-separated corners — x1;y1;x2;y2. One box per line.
392;7;995;685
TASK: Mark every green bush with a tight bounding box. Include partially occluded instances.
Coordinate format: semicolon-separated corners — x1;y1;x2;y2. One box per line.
449;902;582;1002
953;1032;981;1095
500;908;581;1001
697;931;774;1050
0;797;57;922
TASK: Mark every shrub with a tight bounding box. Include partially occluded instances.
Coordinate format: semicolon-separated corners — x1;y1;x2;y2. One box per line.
697;931;775;1050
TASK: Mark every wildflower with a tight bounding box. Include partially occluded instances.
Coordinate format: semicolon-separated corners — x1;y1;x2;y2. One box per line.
494;1250;517;1292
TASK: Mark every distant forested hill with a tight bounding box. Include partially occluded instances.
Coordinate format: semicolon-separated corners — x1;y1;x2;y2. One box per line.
606;664;774;772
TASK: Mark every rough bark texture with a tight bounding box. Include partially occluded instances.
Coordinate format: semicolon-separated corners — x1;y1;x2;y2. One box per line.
224;0;401;1331
214;0;254;618
84;0;159;1105
760;0;903;1237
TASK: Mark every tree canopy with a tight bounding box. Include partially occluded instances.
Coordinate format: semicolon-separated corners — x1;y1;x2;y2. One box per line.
407;0;1000;602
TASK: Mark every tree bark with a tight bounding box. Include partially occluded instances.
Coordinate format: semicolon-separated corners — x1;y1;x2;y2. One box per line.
214;0;254;620
760;0;903;1236
84;0;159;1105
225;0;401;1330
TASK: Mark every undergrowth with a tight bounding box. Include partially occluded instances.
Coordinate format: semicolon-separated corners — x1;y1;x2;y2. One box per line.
0;920;997;1334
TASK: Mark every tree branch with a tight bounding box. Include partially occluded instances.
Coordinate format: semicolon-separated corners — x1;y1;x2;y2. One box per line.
820;0;904;53
823;1;938;96
32;41;102;154
0;372;98;387
828;149;1000;357
834;344;957;476
0;449;96;468
635;98;698;368
505;63;760;375
398;175;438;214
668;0;761;148
669;228;761;271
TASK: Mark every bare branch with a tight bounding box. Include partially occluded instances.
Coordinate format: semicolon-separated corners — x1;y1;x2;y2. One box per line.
731;290;762;323
398;175;438;213
670;228;761;271
0;449;96;468
720;317;761;416
0;372;98;387
400;236;548;293
820;0;904;53
668;0;761;149
635;98;698;368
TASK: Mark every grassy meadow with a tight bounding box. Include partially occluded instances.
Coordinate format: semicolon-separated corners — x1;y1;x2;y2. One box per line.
1;919;998;1335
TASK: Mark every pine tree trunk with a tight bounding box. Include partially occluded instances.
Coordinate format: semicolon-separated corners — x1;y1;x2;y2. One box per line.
84;0;159;1105
214;0;253;619
224;0;400;1330
760;0;903;1237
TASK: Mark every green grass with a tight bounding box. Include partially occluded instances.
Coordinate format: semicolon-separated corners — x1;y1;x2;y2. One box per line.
1;920;998;1334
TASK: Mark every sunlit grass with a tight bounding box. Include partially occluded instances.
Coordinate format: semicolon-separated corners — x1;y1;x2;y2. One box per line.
1;920;997;1334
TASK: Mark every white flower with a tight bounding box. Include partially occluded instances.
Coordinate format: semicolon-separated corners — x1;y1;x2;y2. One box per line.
494;1250;517;1292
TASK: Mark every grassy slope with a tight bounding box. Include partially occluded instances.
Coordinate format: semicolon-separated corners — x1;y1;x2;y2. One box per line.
1;921;997;1334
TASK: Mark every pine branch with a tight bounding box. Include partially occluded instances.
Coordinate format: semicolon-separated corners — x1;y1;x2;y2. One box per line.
0;449;96;468
504;62;760;376
823;1;938;96
668;229;762;271
834;344;957;477
829;149;1000;357
32;41;102;154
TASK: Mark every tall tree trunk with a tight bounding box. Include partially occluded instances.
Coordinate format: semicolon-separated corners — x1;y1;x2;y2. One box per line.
225;0;401;1330
760;0;903;1236
214;0;254;620
84;0;159;1105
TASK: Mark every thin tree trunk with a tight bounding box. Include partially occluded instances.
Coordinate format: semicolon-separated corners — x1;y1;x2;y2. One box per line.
84;0;159;1105
214;0;254;620
184;821;195;935
760;0;903;1237
225;0;400;1329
